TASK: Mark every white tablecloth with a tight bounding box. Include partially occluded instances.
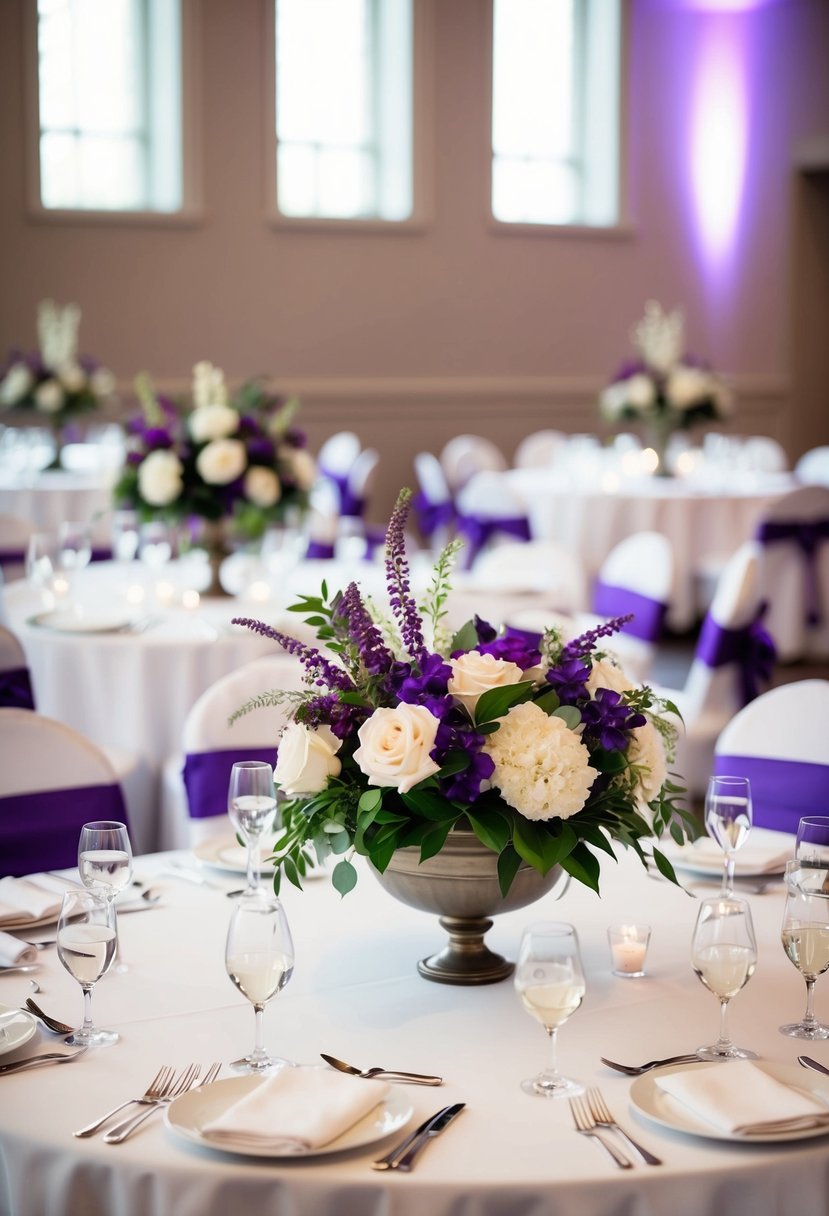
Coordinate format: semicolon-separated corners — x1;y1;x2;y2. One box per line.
0;838;823;1216
0;468;116;547
506;469;796;629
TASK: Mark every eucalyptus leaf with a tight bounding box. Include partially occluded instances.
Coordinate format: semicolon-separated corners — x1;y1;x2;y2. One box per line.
533;688;561;715
552;704;582;729
332;858;358;897
450;619;480;653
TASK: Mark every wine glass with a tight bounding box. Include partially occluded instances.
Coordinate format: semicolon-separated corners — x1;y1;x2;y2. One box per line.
795;817;829;871
78;821;133;974
704;775;752;895
780;860;829;1040
228;761;277;897
56;888;118;1047
514;921;586;1098
691;895;758;1060
225;894;294;1074
138;520;173;571
25;531;67;605
58;521;92;574
111;509;140;563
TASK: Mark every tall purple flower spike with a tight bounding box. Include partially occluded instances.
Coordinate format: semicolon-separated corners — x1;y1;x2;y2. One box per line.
384;489;426;661
231;617;354;691
336;582;395;676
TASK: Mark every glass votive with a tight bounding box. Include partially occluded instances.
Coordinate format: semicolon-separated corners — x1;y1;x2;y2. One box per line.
608;924;651;978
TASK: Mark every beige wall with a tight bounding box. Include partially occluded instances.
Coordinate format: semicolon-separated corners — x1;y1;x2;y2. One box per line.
1;0;828;520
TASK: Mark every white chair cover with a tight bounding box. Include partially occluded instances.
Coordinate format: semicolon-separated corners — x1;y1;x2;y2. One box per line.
754;484;829;662
454;471;532;567
739;436;788;474
513;430;567;470
440;435;507;493
473;540;587;613
317;432;361;478
796;446;829;488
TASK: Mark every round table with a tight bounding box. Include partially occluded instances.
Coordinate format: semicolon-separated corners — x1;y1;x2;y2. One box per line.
0;837;823;1216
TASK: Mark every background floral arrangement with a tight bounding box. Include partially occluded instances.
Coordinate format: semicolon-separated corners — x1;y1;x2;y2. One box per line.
233;489;696;898
0;299;115;421
114;362;316;540
599;299;732;432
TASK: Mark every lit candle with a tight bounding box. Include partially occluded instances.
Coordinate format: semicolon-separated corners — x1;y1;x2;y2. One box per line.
608;923;651;978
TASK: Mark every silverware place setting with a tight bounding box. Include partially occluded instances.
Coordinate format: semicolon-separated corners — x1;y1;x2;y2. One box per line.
0;1046;88;1076
371;1102;465;1171
569;1095;632;1169
584;1088;661;1165
600;1053;701;1076
321;1053;443;1086
25;998;74;1036
103;1062;222;1143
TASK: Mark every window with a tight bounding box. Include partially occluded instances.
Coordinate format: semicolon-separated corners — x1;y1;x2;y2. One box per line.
274;0;413;222
491;0;622;227
36;0;183;213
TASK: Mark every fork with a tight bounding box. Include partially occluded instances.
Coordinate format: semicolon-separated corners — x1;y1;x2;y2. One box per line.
586;1087;662;1165
599;1053;700;1076
104;1063;221;1144
25;998;74;1036
569;1095;633;1168
73;1066;175;1137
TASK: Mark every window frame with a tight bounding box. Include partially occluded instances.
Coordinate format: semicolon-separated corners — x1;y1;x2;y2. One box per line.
23;0;204;226
263;0;434;235
486;0;633;240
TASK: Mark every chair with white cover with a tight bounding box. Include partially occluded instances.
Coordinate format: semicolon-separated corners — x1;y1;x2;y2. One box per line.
650;542;775;797
0;624;35;709
713;680;829;834
317;431;363;519
440;435;507;494
753;484;829;662
336;447;383;560
160;653;304;849
0;513;35;582
739;435;788;475
413;451;455;550
513;430;567;470
454;471;532;569
473;540;588;612
796;446;829;489
0;708;132;877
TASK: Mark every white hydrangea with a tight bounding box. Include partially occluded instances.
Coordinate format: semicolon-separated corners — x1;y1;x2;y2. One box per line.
244;465;281;508
138;449;183;506
627;720;668;818
485;701;598;822
196;437;247;485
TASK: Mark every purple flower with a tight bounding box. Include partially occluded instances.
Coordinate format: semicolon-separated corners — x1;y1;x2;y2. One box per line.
545;656;591;704
560;615;633;664
477;635;540;669
473;616;497;643
246;437;275;463
334;583;394;677
581;688;646;752
384;490;425;660
432;713;495;801
231;617;354;692
142;427;174;450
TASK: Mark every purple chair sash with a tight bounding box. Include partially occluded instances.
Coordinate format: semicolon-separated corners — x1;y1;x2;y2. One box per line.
755;517;829;624
592;582;668;642
0;667;36;710
0;548;25;569
305;539;335;560
713;753;829;834
182;747;277;820
320;468;365;518
0;784;129;878
363;525;387;561
696;606;776;706
412;491;455;540
455;513;532;568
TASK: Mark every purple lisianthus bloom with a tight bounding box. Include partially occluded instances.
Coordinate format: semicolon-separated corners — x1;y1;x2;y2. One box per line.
126;451;143;467
143;426;174;450
581;687;646;752
477;635;540;669
474;615;497;643
545;656;591;704
432;713;495;801
246;436;276;464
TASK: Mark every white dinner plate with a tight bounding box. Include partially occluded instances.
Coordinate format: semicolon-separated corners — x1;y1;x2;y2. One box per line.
630;1060;829;1143
658;833;791;880
193;836;280;877
0;1005;37;1057
164;1073;414;1159
28;610;136;635
0;910;58;932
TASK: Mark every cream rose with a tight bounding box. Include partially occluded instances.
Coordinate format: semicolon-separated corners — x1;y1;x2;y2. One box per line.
665;366;710;411
447;651;525;716
485;701;598;821
34;379;64;413
285;446;316;492
244;466;281;508
586;656;635;698
599;381;629;420
0;363;33;406
196;437;247;485
192;360;228;409
626;373;657;412
58;363;86;393
138;449;183;506
353;703;441;794
627;720;668;813
90;366;116;397
189;404;240;443
274;723;342;796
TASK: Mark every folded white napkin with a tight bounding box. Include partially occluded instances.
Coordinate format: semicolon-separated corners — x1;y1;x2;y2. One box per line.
0;874;76;927
664;836;791;875
202;1067;390;1153
0;931;37;967
655;1060;826;1133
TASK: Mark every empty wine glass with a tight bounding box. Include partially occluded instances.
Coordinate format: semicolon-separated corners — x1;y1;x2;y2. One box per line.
705;775;752;895
795;818;829;871
78;821;133;974
25;531;68;605
111;509;140;563
138;520;173;571
225;894;294;1074
780;861;829;1040
514;921;586;1098
691;895;758;1060
228;761;277;897
58;521;92;573
57;888;118;1047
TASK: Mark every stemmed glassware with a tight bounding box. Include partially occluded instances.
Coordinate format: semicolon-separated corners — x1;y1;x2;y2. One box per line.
25;532;67;605
225;895;294;1074
514;921;586;1098
78;821;133;974
780;860;829;1040
228;761;277;897
56;888;118;1047
58;521;92;577
795;817;829;871
691;895;758;1060
704;775;753;895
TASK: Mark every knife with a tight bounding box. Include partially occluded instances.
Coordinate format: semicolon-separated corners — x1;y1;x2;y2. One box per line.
392;1102;465;1172
799;1055;829;1078
371;1103;463;1171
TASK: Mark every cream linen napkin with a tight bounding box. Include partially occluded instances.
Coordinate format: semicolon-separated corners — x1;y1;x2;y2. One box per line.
0;873;75;927
202;1068;390;1153
655;1060;826;1133
663;836;791;875
0;931;37;966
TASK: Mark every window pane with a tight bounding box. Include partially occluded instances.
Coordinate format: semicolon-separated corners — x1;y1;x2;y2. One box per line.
492;0;575;159
492;156;578;224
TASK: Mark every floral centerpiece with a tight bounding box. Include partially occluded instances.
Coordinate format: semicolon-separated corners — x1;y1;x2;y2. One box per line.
114;362;315;569
599;300;732;474
232;490;695;905
0;300;116;464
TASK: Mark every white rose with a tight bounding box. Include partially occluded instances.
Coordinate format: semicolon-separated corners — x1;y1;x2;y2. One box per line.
274;722;342;796
485;701;598;821
245;466;281;508
138;448;183;506
285;446;316;491
665;365;711;410
599;381;629;420
447;651;525;716
586;656;635;698
34;379;64;413
189;404;240;443
626;373;657;412
58;363;86;393
196;437;247;485
627;720;667;815
90;366;116;397
353;703;441;794
0;363;33;405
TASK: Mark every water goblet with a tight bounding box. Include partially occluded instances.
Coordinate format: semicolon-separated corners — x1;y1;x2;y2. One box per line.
138;520;173;571
795;818;829;872
705;775;752;895
691;895;758;1060
58;520;92;573
780;861;829;1040
228;761;277;897
57;888;118;1047
514;921;586;1098
226;894;294;1074
78;820;133;973
111;509;140;563
25;531;67;605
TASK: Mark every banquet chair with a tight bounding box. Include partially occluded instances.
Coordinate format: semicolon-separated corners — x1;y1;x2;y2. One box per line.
317;431;363;517
0;624;35;709
753;484;829;662
513;430;567;470
796;446;829;489
0;512;34;582
335;447;382;560
413;451;455;550
454;471;532;568
473;540;588;613
713;679;829;833
739;435;788;475
0;708;132;877
440;435;507;494
650;541;774;797
160;653;304;850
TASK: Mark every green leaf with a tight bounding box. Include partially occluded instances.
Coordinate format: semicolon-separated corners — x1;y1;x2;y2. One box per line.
419;821;453;863
512;817;548;873
282;855;304;891
561;842;601;893
552;705;582;730
590;747;628;775
497;845;522;897
329;830;351;855
367;833;398;874
650;846;681;887
474;681;535;727
437;750;471;778
400;790;460;822
533;688;561;715
466;807;511;855
449;620;480;653
332;858;358;897
358;789;383;813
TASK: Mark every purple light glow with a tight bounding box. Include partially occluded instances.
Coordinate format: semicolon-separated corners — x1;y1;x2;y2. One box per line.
689;19;748;275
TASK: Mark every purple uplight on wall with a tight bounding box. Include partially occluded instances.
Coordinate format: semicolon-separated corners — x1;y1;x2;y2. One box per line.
688;16;749;277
